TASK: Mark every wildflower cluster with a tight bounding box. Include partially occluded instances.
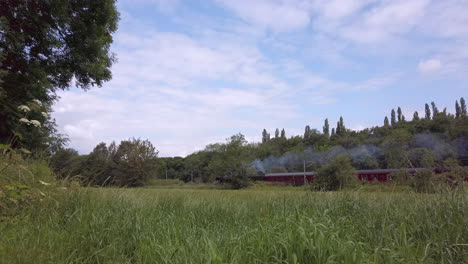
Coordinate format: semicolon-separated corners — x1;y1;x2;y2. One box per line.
16;100;46;128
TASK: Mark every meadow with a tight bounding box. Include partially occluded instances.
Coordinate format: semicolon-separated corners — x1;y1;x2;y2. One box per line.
1;185;467;264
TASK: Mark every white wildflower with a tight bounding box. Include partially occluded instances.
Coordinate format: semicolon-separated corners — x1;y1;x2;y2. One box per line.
41;112;48;118
18;105;30;112
19;118;31;124
39;180;51;186
30;120;41;127
32;99;43;106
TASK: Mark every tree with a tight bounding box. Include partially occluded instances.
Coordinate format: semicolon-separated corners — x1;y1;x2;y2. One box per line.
80;142;115;186
331;128;335;136
339;116;345;132
50;148;80;179
391;109;396;125
413;111;420;121
461;97;467;117
280;128;286;138
262;129;269;143
323;119;330;137
384;116;389;126
425;103;431;119
312;156;356;191
397;107;403;122
335;116;345;135
455;100;461;118
304;125;311;139
112;138;158;187
275;128;280;138
431;102;439;118
0;0;119;151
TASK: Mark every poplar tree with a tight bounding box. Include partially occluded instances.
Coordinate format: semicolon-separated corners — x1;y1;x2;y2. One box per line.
338;116;345;134
413;111;420;121
331;128;335;136
397;107;403;122
461;97;467;116
431;102;439;118
384;116;389;126
425;103;431;119
304;125;311;139
455;100;461;118
275;128;279;138
262;129;269;143
281;129;286;138
391;109;396;125
323;119;330;137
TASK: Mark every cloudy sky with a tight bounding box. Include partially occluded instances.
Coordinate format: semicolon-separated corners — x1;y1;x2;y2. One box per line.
53;0;468;157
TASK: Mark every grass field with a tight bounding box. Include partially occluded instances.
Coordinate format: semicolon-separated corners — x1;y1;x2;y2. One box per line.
1;186;467;263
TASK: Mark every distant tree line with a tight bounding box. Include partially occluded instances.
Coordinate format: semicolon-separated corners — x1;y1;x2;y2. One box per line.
50;98;467;188
51;138;158;187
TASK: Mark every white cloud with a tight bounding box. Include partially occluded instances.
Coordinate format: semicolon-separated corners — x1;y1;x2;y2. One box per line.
418;59;442;74
52;0;468;157
215;0;311;32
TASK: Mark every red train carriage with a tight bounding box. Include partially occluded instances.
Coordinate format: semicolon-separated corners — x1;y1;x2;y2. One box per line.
258;168;467;186
262;172;314;186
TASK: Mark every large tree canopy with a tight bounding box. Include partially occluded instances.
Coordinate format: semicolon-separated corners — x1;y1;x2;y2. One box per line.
0;0;119;150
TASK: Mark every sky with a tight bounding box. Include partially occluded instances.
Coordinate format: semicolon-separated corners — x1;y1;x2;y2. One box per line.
53;0;468;157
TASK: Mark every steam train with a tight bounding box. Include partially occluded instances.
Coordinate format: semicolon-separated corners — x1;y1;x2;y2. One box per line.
238;168;467;186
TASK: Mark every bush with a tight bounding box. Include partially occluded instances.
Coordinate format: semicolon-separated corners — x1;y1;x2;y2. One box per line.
312;156;356;191
390;169;413;185
225;163;253;190
112;138;158;187
412;170;436;193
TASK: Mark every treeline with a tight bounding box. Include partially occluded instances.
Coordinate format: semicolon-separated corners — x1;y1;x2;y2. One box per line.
158;98;467;182
50;98;468;188
51;138;158;187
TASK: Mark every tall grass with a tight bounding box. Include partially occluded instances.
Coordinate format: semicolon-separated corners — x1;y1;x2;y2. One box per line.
1;187;467;263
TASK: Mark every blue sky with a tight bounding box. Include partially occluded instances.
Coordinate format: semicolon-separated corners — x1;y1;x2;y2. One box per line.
53;0;468;157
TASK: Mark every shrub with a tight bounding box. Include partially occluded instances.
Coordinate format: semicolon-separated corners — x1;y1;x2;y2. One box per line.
312;156;356;191
412;170;436;193
112;138;158;187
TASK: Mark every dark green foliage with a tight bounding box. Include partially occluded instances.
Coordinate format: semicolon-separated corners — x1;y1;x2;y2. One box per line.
304;125;311;139
391;109;396;125
262;129;269;143
112;139;158;187
413;170;435;192
50;148;80;179
275;128;280;138
425;103;431;119
431;102;439;118
323;119;329;137
461;97;467;117
0;0;119;152
280;128;286;138
384;116;389;126
413;111;419;121
57;139;158;187
455;101;461;118
335;116;346;136
397;107;402;122
408;148;437;168
312;156;356;191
